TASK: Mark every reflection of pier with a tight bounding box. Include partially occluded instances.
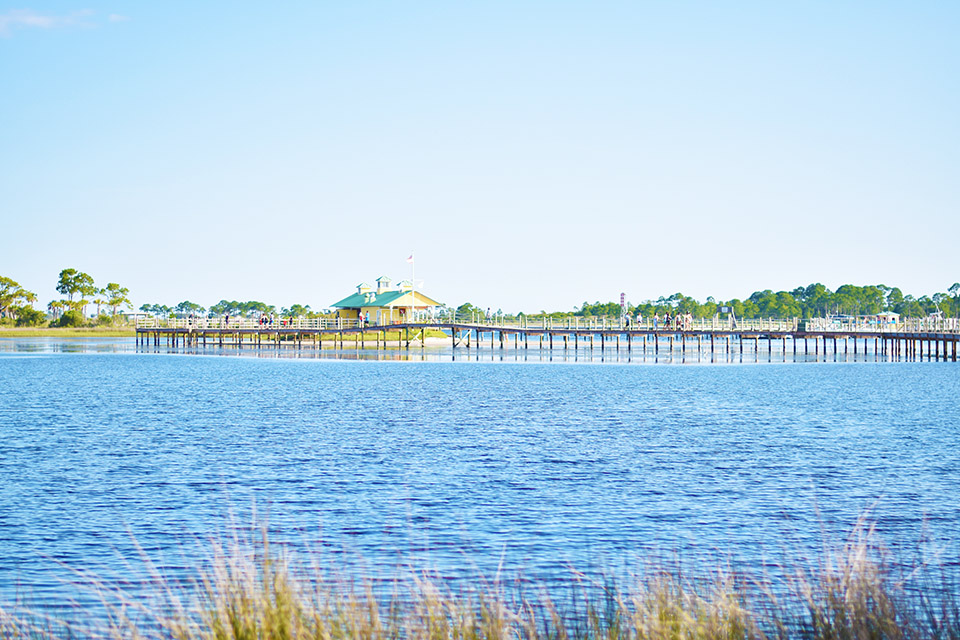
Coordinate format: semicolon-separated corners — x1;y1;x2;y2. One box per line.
136;319;960;362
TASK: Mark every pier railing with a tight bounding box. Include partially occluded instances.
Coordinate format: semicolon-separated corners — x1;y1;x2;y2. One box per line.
802;317;960;333
448;316;803;332
135;316;797;332
136;317;363;330
135;315;960;334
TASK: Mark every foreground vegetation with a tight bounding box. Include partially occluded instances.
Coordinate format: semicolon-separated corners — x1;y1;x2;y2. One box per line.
1;518;957;639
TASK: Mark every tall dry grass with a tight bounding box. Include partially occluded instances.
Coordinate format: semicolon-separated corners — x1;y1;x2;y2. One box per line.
1;519;957;639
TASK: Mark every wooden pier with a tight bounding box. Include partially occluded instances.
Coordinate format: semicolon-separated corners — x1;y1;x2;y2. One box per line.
135;318;960;362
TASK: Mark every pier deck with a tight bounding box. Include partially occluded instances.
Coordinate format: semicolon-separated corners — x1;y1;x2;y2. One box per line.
136;318;960;362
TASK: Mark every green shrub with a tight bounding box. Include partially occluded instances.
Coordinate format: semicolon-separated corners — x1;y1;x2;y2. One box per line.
54;309;86;327
14;306;47;327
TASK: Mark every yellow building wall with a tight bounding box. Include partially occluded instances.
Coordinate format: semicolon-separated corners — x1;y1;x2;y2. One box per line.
335;309;360;320
361;306;408;324
336;292;441;325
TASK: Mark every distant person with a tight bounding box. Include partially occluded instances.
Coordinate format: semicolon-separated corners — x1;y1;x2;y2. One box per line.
653;313;659;330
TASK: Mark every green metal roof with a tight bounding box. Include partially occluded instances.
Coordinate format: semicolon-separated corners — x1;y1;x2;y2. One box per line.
331;290;443;309
331;290;406;309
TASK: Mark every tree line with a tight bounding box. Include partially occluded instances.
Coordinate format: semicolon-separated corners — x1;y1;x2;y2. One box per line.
138;300;318;320
4;272;960;328
458;282;960;320
0;276;41;326
0;269;131;327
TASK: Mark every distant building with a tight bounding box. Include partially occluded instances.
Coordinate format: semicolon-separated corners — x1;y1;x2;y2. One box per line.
331;276;443;324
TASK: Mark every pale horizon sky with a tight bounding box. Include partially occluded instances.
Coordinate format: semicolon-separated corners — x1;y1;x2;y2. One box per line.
2;2;958;313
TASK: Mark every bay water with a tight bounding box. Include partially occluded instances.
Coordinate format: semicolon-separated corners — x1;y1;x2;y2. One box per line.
1;338;958;606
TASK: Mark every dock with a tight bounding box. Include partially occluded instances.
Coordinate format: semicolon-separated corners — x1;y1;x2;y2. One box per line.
136;316;960;362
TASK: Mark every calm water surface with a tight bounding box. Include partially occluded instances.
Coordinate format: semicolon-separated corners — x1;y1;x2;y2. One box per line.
1;338;958;603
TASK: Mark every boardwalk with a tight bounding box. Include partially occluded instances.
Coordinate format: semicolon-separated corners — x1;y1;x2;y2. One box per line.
136;316;960;362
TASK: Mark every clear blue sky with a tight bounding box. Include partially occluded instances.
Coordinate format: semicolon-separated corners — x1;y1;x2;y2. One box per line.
2;1;958;313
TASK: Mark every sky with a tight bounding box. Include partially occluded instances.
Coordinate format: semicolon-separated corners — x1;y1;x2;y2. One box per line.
2;1;958;313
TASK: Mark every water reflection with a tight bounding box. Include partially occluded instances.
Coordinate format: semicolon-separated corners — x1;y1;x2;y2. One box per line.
137;339;911;365
0;337;136;355
0;335;937;364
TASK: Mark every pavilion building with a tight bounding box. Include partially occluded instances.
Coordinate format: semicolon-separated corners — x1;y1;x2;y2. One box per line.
331;276;443;324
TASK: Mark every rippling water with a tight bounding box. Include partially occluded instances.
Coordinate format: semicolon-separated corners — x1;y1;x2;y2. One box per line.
1;338;958;604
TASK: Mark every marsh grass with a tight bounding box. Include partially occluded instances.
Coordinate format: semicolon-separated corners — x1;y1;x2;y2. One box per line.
0;327;135;338
1;519;958;639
